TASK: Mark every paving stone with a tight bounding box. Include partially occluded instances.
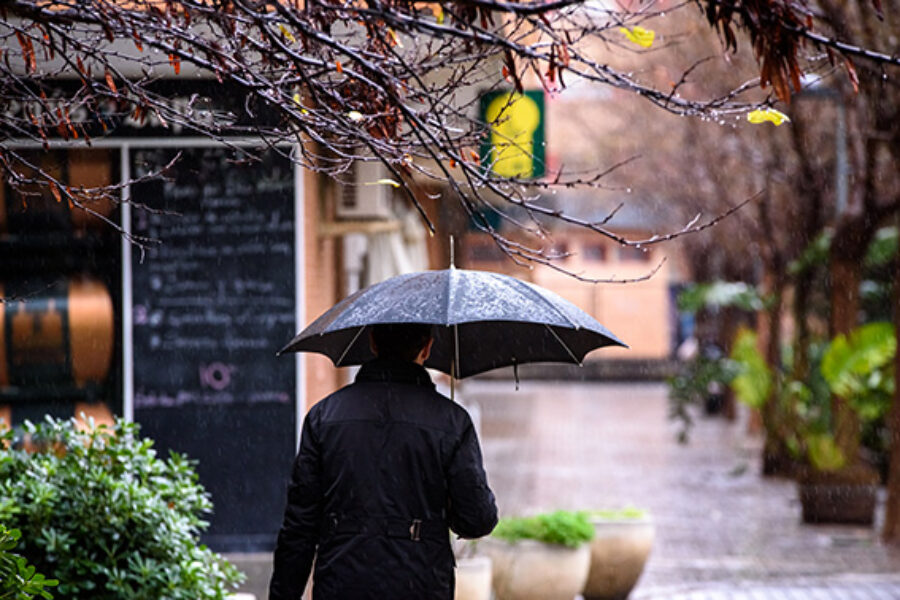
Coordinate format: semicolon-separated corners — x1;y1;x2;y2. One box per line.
465;380;900;600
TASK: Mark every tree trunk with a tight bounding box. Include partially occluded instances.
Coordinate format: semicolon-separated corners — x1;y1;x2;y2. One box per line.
882;224;900;543
829;250;863;465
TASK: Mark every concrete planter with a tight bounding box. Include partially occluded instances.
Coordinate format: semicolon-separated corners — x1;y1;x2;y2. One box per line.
582;517;654;600
481;537;590;600
454;555;492;600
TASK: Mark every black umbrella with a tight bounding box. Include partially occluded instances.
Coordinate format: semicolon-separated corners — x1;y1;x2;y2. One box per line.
279;268;626;379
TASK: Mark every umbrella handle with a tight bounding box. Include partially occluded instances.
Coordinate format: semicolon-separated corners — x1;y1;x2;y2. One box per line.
450;359;455;402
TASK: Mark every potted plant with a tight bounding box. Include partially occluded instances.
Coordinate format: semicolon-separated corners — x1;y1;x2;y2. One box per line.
795;322;894;524
582;508;654;600
453;539;492;600
729;323;894;524
481;510;593;600
0;417;244;599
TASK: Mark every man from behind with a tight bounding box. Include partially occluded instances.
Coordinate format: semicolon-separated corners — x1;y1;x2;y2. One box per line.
269;323;498;600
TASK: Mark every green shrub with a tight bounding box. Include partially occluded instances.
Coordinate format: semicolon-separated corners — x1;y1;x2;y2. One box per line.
492;510;594;548
0;524;57;600
0;417;243;600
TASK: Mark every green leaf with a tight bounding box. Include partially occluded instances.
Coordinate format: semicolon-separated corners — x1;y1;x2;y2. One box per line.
677;281;765;313
821;322;895;420
729;328;772;409
806;433;846;472
787;230;832;275
863;226;899;268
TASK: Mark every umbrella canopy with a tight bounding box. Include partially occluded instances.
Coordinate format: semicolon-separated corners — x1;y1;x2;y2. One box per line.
279;268;627;378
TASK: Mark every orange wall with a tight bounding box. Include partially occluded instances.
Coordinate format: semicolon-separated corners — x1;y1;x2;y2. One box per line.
463;230;674;360
303;173;343;411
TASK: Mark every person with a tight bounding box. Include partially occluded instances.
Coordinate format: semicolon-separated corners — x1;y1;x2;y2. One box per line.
269;323;498;600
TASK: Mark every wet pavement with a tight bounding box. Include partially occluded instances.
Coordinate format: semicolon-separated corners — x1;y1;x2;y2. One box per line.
463;380;900;599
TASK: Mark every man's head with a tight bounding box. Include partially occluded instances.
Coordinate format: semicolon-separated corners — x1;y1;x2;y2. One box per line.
370;323;434;364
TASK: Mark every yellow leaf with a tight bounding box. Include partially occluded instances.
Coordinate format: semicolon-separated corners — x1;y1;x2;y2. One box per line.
433;4;444;24
278;24;296;44
620;26;655;48
347;111;364;121
364;178;401;188
747;108;791;126
292;93;309;114
387;29;403;48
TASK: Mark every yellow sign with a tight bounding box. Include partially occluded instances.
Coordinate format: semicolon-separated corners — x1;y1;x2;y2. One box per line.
481;91;545;179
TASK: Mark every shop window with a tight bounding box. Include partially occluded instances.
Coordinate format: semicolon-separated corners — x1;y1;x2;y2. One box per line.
617;244;651;262
548;241;569;259
583;242;607;261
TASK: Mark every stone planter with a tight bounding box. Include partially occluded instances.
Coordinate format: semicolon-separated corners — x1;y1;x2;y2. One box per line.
454;555;492;600
582;516;654;600
481;537;590;600
798;464;879;525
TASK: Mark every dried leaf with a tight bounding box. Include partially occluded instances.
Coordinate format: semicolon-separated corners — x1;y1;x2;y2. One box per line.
169;53;181;75
49;182;62;203
844;57;859;94
335;60;343;73
16;32;36;74
105;69;117;94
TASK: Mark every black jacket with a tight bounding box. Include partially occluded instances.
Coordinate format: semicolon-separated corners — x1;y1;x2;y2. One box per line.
269;358;498;600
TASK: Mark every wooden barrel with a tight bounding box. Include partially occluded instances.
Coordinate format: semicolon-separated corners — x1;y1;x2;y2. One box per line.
0;149;116;234
0;277;114;389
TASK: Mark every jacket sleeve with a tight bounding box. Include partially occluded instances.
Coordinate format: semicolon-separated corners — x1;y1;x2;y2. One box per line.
269;411;324;600
446;416;498;539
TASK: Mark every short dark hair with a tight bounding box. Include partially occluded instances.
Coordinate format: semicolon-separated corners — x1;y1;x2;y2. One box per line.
371;323;433;362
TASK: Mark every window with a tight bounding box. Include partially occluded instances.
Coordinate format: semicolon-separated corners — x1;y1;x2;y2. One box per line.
618;245;651;262
583;242;607;261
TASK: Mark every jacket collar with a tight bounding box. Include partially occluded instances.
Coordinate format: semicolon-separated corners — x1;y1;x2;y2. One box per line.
355;358;435;388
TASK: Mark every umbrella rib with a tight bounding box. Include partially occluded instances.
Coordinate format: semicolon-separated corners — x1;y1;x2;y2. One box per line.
336;326;366;366
544;324;582;366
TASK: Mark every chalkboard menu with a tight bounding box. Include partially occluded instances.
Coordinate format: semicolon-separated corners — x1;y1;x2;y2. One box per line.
131;146;296;551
